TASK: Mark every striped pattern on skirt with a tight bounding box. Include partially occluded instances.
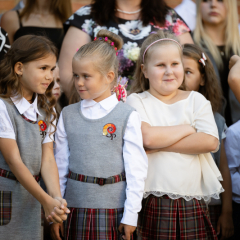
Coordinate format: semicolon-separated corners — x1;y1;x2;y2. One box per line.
64;207;127;240
0;191;12;226
138;195;217;240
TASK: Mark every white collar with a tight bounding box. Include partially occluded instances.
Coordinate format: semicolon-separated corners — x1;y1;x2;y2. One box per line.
81;93;118;111
10;94;42;116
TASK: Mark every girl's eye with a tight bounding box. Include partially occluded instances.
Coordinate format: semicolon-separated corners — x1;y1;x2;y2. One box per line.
185;71;191;75
41;67;46;70
84;75;89;79
172;62;178;66
158;64;164;67
73;74;79;78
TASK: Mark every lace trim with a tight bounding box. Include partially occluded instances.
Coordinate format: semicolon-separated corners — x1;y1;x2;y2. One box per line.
144;187;225;202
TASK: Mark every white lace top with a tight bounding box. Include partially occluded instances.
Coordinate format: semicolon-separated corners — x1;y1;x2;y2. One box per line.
126;91;224;202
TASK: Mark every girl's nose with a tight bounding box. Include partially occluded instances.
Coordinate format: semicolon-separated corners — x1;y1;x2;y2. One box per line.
165;66;173;75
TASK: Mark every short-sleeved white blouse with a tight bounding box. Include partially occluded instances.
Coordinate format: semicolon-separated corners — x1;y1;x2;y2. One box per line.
126;91;224;202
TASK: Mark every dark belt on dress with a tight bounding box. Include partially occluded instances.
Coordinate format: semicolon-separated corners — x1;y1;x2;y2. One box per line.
67;171;126;186
0;168;41;182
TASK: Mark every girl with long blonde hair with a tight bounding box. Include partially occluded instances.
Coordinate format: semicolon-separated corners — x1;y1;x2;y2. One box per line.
194;0;240;126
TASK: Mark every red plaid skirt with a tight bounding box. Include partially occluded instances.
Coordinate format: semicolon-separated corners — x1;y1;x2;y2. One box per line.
64;207;134;240
0;191;12;226
209;205;222;234
138;195;217;240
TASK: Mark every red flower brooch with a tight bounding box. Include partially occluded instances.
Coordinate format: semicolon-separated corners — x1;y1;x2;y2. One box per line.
38;120;47;131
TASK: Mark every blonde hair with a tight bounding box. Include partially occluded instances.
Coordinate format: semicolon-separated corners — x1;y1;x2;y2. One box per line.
131;30;182;94
194;0;240;68
69;29;123;104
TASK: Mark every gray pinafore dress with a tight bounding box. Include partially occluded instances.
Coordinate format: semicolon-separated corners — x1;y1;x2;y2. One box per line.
61;101;134;240
0;98;47;240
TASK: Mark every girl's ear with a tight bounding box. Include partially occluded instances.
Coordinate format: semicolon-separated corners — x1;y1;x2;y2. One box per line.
200;74;205;86
14;62;23;76
106;70;115;84
141;64;148;78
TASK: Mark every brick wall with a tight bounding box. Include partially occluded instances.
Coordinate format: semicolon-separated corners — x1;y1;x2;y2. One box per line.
1;0;240;20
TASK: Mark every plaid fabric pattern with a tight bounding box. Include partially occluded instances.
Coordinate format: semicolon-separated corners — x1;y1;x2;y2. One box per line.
209;205;222;233
20;114;38;124
0;191;12;226
138;195;217;240
68;171;126;186
64;207;132;240
0;168;41;182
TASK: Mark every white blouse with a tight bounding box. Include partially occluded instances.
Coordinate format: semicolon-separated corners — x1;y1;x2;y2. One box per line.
126;91;224;202
55;94;148;227
0;95;54;143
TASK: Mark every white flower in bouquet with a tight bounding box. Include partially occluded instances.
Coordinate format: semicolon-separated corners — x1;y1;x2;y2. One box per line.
127;47;140;62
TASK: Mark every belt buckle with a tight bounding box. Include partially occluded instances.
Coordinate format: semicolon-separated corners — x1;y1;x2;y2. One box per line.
97;177;106;186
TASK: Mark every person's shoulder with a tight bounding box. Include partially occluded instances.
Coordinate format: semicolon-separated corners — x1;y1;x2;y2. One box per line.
191;91;208;102
227;120;240;137
214;112;225;123
127;92;148;101
1;10;18;27
74;4;92;17
62;102;80;114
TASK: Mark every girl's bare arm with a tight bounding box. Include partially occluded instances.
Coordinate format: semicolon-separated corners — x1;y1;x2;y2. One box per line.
142;122;196;149
0;138;68;223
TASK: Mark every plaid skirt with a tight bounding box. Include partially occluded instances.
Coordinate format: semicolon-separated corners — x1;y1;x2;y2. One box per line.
138;195;217;240
208;205;222;234
64;207;133;240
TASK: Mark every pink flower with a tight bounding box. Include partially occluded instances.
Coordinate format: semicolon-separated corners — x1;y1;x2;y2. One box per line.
112;84;128;102
172;19;190;36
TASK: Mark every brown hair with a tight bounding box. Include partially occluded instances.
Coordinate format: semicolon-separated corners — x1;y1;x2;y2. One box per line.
0;35;58;136
91;0;168;27
131;30;183;94
183;44;223;113
70;29;123;104
20;0;72;23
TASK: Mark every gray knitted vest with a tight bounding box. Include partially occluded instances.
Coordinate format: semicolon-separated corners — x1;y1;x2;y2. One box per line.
62;101;134;209
212;112;225;167
0;98;46;173
0;97;47;239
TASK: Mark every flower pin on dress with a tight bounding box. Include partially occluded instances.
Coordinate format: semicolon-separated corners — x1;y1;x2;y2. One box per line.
103;123;116;140
38;120;47;131
38;120;47;139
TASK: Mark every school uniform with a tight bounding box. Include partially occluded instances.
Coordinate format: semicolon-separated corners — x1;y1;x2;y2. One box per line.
225;120;240;240
127;91;224;240
55;93;148;240
0;96;53;240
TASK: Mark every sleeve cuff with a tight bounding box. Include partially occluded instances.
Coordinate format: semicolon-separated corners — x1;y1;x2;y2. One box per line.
121;210;138;227
0;134;15;140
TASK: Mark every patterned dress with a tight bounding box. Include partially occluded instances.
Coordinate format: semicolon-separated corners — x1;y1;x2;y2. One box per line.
64;5;190;90
0;27;10;63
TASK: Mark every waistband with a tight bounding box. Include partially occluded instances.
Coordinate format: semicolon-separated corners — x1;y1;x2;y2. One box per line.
0;168;41;182
67;171;126;186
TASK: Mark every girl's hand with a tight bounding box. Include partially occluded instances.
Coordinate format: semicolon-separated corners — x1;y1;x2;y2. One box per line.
50;223;64;240
118;223;136;240
229;55;240;69
53;197;70;214
217;212;234;240
43;197;68;223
